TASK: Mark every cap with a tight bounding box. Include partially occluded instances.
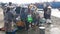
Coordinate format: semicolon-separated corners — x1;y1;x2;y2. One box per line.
48;6;52;8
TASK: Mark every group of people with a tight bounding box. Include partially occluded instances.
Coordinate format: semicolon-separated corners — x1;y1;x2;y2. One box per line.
1;2;52;34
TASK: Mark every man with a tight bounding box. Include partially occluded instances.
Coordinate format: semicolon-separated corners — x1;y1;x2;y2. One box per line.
4;7;13;33
4;6;16;34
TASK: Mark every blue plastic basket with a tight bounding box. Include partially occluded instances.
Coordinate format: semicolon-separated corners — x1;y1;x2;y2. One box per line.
6;28;17;34
6;31;15;34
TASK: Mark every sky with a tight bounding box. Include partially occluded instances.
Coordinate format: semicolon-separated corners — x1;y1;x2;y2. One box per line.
0;0;60;4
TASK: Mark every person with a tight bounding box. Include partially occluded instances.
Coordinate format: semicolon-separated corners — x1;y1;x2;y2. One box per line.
15;6;21;23
4;7;15;34
16;7;28;30
47;5;51;19
3;2;12;15
35;12;40;26
25;6;31;31
8;2;12;6
29;4;37;23
46;5;52;24
29;3;37;14
43;3;48;19
43;3;52;19
15;6;21;16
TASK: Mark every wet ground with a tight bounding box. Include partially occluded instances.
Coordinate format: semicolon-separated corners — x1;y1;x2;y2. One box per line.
0;8;60;34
